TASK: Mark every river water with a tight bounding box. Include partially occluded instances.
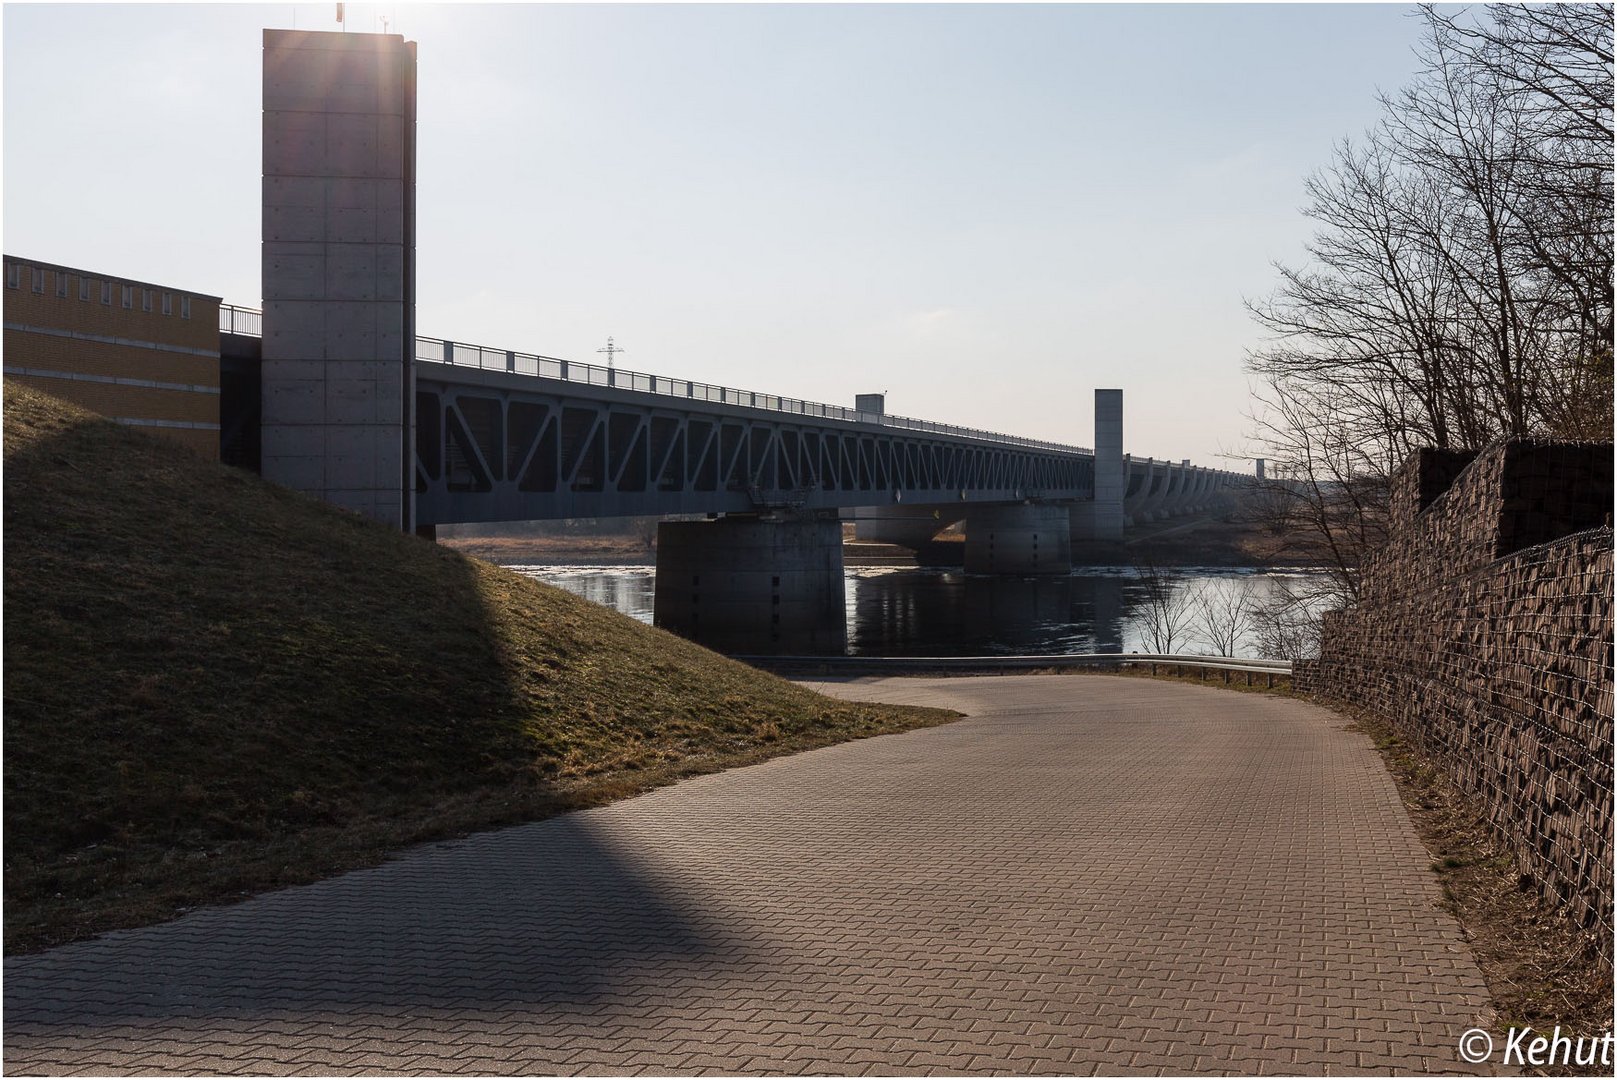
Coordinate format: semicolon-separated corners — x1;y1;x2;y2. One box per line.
513;565;1330;659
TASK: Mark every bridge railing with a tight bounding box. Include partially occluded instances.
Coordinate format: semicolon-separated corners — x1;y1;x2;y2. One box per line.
736;652;1294;685
219;304;261;337
411;334;1090;455
213;303;1090;456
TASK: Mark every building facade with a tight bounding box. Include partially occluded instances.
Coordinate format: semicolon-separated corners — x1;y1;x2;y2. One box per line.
3;255;223;458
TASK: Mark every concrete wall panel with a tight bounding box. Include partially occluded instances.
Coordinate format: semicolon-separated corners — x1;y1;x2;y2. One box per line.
262;112;328;172
265;204;325;244
264;175;327;208
263;378;325;424
263;243;326;300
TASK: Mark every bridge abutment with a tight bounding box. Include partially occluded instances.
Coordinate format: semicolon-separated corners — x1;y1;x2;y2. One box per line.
654;515;846;655
963;504;1072;575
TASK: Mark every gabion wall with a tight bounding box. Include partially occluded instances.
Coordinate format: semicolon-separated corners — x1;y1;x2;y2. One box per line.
1296;440;1614;967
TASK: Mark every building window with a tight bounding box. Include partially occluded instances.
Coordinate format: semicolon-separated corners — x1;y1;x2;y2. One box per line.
32;268;45;293
102;281;113;305
80;277;91;301
121;285;132;309
162;293;172;316
142;289;152;312
55;272;68;298
180;295;192;319
5;264;17;289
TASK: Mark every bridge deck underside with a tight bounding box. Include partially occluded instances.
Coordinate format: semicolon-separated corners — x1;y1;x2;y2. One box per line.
414;365;1094;524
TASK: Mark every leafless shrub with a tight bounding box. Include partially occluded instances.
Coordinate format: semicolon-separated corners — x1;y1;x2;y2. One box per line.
1249;577;1342;662
1190;578;1258;657
1133;560;1196;654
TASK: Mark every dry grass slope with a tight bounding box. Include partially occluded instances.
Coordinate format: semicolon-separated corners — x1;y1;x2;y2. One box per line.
3;382;954;951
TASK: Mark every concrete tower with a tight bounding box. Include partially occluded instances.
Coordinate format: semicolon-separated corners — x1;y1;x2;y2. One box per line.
260;29;417;528
1092;389;1125;541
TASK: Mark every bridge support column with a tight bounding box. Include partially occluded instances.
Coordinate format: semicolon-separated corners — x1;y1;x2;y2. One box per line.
1134;459;1166;522
1190;468;1211;512
1156;461;1187;520
654;515;845;655
964;504;1071;575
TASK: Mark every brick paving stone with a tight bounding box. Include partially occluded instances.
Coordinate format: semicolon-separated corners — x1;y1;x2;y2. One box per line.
5;675;1509;1075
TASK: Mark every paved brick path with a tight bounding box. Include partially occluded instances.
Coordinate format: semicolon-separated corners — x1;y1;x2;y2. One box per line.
5;675;1501;1075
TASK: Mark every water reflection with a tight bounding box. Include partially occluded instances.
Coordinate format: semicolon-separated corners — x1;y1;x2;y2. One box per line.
514;565;1330;660
849;570;1127;656
511;565;657;624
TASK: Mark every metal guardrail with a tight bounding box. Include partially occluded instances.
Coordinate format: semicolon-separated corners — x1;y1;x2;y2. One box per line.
215;303;1090;457
413;334;1090;455
219;303;261;337
736;652;1294;686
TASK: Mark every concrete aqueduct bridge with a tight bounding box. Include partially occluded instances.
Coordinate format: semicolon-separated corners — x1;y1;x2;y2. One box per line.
405;358;1244;652
407;358;1159;650
251;27;1249;654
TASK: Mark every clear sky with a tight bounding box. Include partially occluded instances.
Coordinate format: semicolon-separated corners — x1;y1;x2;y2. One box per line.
4;3;1442;466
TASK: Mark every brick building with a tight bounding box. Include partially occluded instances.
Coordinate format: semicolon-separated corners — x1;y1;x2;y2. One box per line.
3;255;223;458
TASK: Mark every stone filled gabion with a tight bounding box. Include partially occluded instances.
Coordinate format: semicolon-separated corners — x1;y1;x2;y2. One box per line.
1295;439;1614;971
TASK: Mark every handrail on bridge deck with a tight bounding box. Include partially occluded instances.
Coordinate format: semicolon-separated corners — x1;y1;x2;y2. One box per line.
737;652;1295;688
216;303;1092;458
219;303;261;338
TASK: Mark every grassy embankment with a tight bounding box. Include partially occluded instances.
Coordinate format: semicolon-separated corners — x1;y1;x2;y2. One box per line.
3;382;956;952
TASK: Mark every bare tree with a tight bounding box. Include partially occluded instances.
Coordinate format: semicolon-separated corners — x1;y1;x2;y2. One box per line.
1249;578;1329;662
1246;3;1612;594
632;516;660;551
1190;578;1258;657
1133;560;1196;654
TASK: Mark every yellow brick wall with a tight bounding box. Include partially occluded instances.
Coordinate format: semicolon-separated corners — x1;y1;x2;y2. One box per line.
8;377;219;458
5;267;220;354
3;329;219;388
4;257;223;460
6;374;217;425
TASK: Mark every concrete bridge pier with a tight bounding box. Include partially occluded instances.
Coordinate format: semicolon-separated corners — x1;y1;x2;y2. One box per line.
654;513;846;655
1180;467;1201;514
1156;461;1187;520
1122;457;1151;526
1190;468;1211;512
1131;455;1157;523
964;503;1072;575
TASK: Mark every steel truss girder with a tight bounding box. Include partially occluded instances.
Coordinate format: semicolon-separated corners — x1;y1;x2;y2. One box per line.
414;364;1094;525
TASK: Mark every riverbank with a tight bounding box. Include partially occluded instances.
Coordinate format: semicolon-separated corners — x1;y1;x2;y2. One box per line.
438;534;657;565
441;513;1326;569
